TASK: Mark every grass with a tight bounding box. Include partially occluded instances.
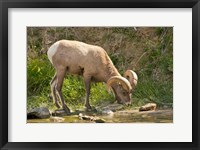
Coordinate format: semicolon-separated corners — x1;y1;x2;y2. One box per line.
27;56;172;112
27;27;173;112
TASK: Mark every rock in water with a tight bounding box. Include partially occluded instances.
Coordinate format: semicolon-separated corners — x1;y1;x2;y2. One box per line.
102;109;114;115
78;113;106;123
94;118;106;123
98;103;124;112
52;109;70;116
27;107;51;119
49;116;65;123
139;103;157;111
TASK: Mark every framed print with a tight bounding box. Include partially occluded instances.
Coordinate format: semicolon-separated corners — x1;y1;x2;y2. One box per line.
0;0;200;150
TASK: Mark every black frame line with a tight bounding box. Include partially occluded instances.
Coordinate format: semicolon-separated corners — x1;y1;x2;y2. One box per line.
0;0;200;150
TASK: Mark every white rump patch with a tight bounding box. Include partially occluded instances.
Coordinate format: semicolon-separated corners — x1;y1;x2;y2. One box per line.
47;41;60;63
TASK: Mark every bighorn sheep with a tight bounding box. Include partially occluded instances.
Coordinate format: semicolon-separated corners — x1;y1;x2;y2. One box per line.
47;40;138;113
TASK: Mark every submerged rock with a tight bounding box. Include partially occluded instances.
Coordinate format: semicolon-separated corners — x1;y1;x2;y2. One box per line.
78;113;106;123
49;116;65;123
94;118;106;123
52;109;69;117
139;103;157;111
98;103;124;112
27;107;51;119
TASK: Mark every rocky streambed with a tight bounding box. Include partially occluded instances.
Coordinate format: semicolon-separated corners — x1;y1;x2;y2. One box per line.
27;103;173;123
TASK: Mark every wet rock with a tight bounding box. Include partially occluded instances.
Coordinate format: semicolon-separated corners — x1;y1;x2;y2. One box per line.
52;109;69;117
98;103;124;112
163;104;173;109
139;103;157;111
49;116;65;123
78;113;106;123
102;109;114;115
163;105;169;109
84;106;97;112
94;118;106;123
115;109;138;115
146;109;173;116
27;107;50;119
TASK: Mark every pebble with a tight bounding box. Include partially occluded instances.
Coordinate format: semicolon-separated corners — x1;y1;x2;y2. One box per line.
139;103;157;111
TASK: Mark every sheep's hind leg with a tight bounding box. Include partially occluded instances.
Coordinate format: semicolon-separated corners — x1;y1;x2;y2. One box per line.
55;68;70;114
83;75;93;111
50;73;60;108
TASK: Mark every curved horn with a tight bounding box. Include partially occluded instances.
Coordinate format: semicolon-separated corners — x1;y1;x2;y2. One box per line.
107;76;132;92
124;70;138;88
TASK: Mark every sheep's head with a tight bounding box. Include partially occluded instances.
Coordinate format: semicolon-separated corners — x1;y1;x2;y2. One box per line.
107;76;132;105
124;70;138;89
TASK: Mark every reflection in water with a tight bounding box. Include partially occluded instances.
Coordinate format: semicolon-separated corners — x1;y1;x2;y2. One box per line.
27;109;173;123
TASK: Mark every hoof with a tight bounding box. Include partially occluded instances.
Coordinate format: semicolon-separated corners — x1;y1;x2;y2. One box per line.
63;106;71;114
85;106;97;112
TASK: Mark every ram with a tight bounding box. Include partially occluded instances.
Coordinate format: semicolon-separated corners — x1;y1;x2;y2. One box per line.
47;40;138;113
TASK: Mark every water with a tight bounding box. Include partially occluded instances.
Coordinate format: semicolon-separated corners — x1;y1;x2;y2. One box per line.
27;109;173;123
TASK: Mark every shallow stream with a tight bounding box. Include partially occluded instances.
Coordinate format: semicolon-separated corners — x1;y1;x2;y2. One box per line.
27;109;173;123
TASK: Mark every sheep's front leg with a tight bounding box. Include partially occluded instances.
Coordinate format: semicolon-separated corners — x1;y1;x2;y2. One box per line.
55;68;70;114
83;75;92;110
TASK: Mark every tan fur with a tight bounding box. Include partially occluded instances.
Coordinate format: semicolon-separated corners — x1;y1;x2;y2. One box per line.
51;40;120;82
47;41;60;63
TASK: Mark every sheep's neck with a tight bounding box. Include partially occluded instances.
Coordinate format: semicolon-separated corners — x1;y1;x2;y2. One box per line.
104;65;121;82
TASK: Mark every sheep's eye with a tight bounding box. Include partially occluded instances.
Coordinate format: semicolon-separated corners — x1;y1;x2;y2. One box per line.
123;91;126;95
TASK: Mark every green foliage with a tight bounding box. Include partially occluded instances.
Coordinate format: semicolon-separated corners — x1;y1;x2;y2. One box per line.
27;27;173;111
133;76;173;105
27;95;57;112
90;83;115;105
27;56;54;96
